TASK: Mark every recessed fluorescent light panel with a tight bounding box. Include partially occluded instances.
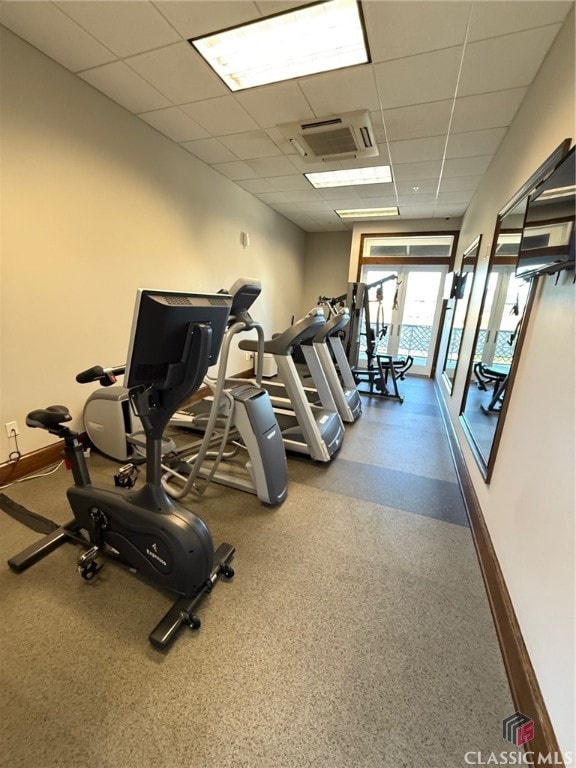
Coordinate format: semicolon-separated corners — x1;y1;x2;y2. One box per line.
337;207;399;219
189;0;370;92
305;165;392;188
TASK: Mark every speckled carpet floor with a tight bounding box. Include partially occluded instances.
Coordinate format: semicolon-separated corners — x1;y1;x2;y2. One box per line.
0;378;517;768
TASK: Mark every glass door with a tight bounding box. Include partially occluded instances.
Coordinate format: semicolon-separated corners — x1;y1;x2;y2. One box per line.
360;265;448;375
472;267;528;369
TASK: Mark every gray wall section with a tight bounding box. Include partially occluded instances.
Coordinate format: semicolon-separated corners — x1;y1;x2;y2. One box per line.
300;231;352;318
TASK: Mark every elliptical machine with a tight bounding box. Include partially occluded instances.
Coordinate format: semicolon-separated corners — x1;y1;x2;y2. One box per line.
8;289;235;651
163;278;288;505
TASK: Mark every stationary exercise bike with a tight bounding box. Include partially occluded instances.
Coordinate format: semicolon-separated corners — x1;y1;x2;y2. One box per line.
8;289;235;651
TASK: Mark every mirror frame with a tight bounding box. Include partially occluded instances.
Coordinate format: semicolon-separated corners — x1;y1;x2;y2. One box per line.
459;139;572;482
442;235;482;394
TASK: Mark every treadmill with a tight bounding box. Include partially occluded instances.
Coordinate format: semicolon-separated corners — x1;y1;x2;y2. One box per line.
267;307;362;424
239;309;344;462
304;308;362;423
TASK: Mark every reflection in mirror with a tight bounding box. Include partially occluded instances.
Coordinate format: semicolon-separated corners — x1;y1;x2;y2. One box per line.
461;226;529;462
517;146;576;279
442;236;481;393
459;139;571;481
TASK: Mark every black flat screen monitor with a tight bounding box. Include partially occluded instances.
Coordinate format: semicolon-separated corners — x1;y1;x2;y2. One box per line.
516;146;575;280
125;289;232;389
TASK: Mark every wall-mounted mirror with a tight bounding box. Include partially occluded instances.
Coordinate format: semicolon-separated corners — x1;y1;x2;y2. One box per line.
442;236;481;393
459;140;571;482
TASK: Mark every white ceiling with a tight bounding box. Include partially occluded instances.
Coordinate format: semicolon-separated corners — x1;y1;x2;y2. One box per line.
1;0;572;232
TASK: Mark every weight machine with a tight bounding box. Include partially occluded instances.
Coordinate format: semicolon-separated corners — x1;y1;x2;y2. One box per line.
318;278;413;402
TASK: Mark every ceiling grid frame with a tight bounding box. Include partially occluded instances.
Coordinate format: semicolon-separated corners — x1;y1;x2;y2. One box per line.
0;0;571;231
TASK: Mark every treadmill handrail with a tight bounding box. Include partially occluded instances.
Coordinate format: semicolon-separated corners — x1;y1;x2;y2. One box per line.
312;307;350;343
239;308;325;356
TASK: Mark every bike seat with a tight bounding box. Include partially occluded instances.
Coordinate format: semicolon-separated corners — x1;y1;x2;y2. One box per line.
26;406;72;430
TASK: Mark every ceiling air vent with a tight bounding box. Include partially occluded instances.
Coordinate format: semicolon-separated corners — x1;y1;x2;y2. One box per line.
277;110;379;163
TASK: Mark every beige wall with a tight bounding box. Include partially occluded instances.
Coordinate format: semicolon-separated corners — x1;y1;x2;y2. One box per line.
0;27;306;460
436;10;575;754
300;231;352;317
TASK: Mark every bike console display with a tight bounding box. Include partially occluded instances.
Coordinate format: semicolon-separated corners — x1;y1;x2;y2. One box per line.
125;289;232;389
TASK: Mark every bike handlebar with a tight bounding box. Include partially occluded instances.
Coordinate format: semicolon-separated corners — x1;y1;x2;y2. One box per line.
76;365;125;386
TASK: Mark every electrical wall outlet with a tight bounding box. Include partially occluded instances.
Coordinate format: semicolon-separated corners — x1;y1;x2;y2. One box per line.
5;420;19;437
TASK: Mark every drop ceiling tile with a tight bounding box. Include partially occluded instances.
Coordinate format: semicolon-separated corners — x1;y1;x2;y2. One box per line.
219;131;282;160
154;1;260;38
265;127;297;155
468;1;572;42
398;193;438;206
374;47;462;110
437;190;475;204
180;96;259;135
439;175;483;192
382;100;453;141
280;190;324;203
325;199;366;210
55;1;181;58
282;213;317;226
272;201;331;213
389;135;447;164
400;206;437;219
396;179;439;195
0;1;117;72
254;192;290;204
80;61;172;113
446;127;507;159
138;107;209;142
451;88;527;133
245;156;300;177
316;187;363;201
298;65;381;115
265;175;314;192
255;1;312;15
351;196;399;208
181;138;239;163
364;0;471;63
5;0;565;234
442;155;494;177
354;182;397;199
392;160;443;181
212;161;258;181
236;178;275;193
126;42;228;104
458;25;562;97
236;82;314;128
313;211;349;222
